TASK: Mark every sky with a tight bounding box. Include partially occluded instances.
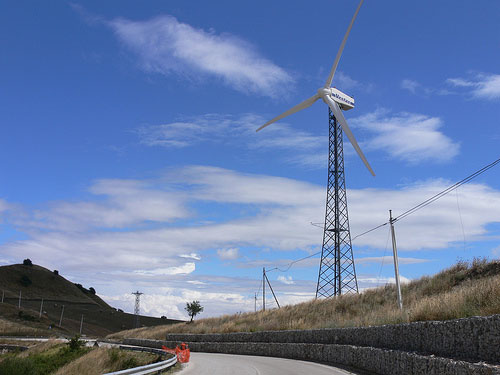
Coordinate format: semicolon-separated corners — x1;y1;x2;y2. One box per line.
1;0;500;321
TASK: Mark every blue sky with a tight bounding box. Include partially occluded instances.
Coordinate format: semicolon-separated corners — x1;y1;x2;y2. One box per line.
1;0;500;320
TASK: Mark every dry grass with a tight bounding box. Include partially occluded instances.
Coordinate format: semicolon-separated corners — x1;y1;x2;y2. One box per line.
108;258;500;339
53;348;160;375
16;340;62;358
0;316;49;337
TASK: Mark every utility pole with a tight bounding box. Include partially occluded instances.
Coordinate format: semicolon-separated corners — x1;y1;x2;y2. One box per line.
254;293;257;312
264;271;281;309
79;315;84;335
1;290;4;303
262;268;265;311
389;210;403;310
18;291;21;309
59;305;65;327
132;291;143;328
39;298;44;318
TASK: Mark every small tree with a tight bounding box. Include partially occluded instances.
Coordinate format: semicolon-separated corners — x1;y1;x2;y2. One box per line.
185;301;203;322
23;258;33;266
89;287;96;295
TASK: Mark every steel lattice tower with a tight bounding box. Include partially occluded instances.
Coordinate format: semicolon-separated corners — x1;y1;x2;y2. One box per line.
132;291;143;328
316;109;358;298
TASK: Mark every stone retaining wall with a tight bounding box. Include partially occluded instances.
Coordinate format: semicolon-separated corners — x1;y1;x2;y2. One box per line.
161;315;500;364
123;339;500;375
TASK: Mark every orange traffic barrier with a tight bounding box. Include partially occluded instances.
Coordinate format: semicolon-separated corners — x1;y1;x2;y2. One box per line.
162;343;190;363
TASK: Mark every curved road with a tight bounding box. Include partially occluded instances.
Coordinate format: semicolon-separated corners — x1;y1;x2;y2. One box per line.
177;352;360;375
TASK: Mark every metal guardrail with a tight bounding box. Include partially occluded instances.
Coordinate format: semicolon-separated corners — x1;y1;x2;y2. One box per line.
103;346;177;375
103;355;177;375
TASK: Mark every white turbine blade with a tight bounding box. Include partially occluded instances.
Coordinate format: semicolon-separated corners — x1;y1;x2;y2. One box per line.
256;94;320;132
324;0;364;88
325;97;375;176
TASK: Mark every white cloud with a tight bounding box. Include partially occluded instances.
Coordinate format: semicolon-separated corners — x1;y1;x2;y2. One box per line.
137;113;327;168
492;245;500;257
401;79;420;94
108;16;293;97
134;263;196;276
139;109;460;169
349;181;500;251
0;199;8;212
359;275;411;287
356;256;430;265
15;179;189;231
3;167;500;318
217;248;240;260
180;253;201;261
277;275;294;285
446;73;500;100
351;110;460;164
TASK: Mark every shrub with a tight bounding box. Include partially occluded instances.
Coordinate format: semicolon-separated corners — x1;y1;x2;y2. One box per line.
18;311;37;322
23;258;33;266
53;270;59;275
89;287;96;295
68;335;84;351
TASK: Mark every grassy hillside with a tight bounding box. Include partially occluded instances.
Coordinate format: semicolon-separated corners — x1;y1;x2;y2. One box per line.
109;258;500;339
0;339;169;375
0;263;183;337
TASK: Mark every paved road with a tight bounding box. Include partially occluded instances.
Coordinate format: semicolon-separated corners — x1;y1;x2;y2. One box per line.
177;352;360;375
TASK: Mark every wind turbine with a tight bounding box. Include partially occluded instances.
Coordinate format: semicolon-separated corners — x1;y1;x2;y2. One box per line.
257;0;373;298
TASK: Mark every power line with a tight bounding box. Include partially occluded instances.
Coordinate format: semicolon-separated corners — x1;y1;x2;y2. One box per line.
253;156;500;297
351;222;388;242
352;155;500;240
266;251;321;273
395;156;500;222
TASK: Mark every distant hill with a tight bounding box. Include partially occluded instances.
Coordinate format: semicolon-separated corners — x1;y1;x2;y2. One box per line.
0;262;183;337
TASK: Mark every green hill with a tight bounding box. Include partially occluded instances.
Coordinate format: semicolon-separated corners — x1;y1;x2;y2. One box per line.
0;262;183;337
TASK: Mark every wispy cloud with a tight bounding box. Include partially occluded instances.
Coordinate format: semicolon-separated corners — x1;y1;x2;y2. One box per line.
335;72;373;93
3;168;500;318
277;275;294;285
138;113;327;168
107;15;293;97
351;110;460;164
356;256;430;265
401;79;421;94
446;73;500;100
0;199;9;222
15;179;189;231
217;248;240;260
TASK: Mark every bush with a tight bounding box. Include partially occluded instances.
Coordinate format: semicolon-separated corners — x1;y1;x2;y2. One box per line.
89;287;96;295
20;275;32;287
23;258;33;266
68;335;84;351
53;270;59;275
0;344;90;375
18;311;37;322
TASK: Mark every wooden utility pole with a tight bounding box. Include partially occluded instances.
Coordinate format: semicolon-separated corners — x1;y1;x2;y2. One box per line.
389;210;403;310
59;305;65;327
39;298;44;318
262;268;266;311
80;315;84;335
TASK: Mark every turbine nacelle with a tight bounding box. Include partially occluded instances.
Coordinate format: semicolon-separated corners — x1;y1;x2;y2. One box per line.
318;87;355;111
